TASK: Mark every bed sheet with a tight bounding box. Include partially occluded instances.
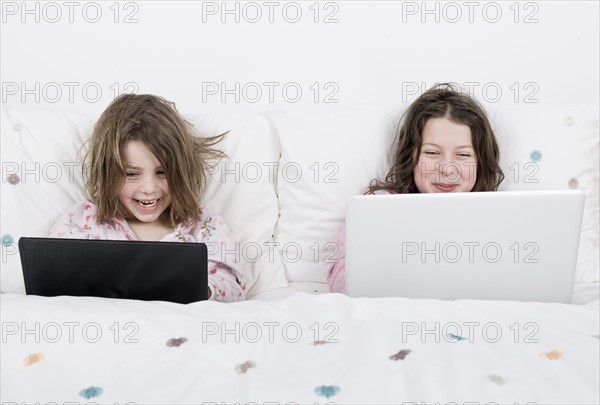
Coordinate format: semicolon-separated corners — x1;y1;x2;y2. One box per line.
1;291;598;405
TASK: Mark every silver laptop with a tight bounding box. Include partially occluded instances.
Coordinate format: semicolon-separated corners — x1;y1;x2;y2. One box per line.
345;190;585;303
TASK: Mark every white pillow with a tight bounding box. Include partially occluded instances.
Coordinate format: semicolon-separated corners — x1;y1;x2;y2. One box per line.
269;105;401;284
187;111;288;296
1;105;91;293
489;101;599;283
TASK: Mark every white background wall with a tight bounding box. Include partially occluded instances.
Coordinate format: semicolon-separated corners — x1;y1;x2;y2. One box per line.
1;0;599;115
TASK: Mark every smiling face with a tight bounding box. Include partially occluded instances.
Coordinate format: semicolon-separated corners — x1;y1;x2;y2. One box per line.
413;117;477;193
118;140;172;224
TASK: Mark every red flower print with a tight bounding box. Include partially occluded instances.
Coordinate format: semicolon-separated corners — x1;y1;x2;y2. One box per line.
210;268;217;274
84;204;91;210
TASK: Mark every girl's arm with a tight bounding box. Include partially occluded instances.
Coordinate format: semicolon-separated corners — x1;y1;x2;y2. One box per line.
196;214;246;302
327;225;346;293
207;260;245;302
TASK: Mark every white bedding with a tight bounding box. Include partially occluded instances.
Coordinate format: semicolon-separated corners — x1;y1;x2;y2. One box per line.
2;291;598;405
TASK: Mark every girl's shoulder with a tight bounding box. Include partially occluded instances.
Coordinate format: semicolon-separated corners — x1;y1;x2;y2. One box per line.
198;206;229;228
49;200;105;238
183;206;231;236
61;200;98;218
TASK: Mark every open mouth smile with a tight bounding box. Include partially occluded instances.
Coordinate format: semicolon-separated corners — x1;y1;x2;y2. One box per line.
135;198;160;208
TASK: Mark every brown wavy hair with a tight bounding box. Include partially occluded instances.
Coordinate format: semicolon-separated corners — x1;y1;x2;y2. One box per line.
83;93;225;227
368;83;504;194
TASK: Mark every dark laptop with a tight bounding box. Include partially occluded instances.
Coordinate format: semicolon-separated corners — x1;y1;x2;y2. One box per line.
18;237;208;304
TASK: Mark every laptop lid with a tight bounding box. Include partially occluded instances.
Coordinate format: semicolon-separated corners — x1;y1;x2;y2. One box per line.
345;190;585;303
19;238;208;304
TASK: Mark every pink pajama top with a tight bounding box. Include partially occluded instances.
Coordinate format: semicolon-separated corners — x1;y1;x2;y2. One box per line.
326;225;347;293
327;189;394;293
48;201;246;302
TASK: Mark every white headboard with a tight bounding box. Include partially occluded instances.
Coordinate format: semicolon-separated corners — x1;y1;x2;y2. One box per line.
2;1;598;114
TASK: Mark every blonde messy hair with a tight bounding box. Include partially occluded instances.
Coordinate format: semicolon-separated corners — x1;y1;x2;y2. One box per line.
83;93;225;227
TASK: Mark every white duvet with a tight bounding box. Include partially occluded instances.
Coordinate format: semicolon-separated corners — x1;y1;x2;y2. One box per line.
1;291;599;405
